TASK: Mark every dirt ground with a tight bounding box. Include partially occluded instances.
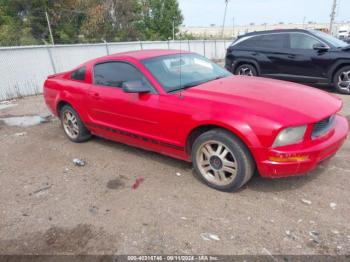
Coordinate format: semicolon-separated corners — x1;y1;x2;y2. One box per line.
0;86;350;256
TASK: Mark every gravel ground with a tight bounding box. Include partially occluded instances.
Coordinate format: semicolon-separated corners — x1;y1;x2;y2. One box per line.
0;86;349;256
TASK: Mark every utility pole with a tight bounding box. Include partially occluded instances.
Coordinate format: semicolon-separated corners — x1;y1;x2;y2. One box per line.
232;17;235;38
45;11;54;45
329;0;337;35
172;18;175;41
221;0;228;38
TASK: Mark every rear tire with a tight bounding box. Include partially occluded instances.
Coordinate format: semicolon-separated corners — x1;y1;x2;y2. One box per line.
333;66;350;94
234;64;257;76
191;129;255;192
60;105;91;143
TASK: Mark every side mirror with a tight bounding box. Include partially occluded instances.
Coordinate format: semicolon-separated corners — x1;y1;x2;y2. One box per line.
122;80;150;93
313;43;329;51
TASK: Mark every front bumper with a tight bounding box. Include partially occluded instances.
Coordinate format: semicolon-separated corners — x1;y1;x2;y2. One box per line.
255;114;349;178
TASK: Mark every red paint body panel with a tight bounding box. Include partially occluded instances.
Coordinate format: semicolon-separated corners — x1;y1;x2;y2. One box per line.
255;115;348;177
43;49;349;178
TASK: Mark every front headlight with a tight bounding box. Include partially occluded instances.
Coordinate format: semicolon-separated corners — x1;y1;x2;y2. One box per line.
272;125;307;148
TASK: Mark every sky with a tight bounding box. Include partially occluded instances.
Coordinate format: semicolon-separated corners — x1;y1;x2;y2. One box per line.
178;0;350;27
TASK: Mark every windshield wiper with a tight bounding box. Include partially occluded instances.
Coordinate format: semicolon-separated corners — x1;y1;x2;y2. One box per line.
212;75;228;81
182;81;205;89
168;75;228;93
168;81;204;93
183;75;227;88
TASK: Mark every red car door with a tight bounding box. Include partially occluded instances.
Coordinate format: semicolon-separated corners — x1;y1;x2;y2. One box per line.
86;60;182;152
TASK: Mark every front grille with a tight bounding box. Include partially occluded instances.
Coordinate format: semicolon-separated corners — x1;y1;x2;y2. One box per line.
312;115;335;138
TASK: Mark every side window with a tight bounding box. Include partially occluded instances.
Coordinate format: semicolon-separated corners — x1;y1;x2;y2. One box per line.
71;66;86;81
290;33;322;49
93;62;149;88
258;34;289;49
236;34;288;49
235;36;262;48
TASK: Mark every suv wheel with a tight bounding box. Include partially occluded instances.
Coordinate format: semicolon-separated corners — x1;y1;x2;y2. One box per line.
60;105;92;142
192;129;255;192
235;64;257;76
334;66;350;94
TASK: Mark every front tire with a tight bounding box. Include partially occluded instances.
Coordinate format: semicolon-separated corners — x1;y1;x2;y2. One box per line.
334;66;350;94
191;129;255;192
60;105;91;143
234;64;257;76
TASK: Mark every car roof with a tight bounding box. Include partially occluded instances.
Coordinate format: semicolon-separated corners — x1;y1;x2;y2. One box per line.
100;49;192;61
73;49;193;71
238;29;313;38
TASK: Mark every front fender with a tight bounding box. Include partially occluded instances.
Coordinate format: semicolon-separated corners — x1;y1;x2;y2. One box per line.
328;59;350;82
191;119;262;149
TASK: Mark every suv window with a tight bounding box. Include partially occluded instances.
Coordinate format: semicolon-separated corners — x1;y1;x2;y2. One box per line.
71;66;86;81
290;33;322;49
93;61;149;88
236;33;288;49
258;34;289;49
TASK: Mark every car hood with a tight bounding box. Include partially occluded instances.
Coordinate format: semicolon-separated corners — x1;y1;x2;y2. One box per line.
183;76;342;126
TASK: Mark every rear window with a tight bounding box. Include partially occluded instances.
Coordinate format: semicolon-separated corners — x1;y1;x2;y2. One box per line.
235;36;262;48
235;33;289;49
71;66;86;81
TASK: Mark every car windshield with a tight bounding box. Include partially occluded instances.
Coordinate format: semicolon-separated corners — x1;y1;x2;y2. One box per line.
142;53;231;93
310;30;348;48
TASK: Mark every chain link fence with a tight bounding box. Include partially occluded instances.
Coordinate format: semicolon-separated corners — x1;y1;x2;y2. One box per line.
0;40;231;101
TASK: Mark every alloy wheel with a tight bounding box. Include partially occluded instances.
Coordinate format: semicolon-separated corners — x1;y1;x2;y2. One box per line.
337;70;350;93
238;67;253;76
196;140;238;186
62;110;79;139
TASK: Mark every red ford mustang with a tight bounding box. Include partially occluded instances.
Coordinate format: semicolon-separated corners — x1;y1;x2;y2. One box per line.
44;49;349;191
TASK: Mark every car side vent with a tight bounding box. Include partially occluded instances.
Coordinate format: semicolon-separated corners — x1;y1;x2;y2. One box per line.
312;115;335;138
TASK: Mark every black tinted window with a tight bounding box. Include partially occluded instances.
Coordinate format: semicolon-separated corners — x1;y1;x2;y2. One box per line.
71;66;86;81
94;62;145;88
237;33;288;49
259;34;289;48
236;36;262;48
290;33;322;49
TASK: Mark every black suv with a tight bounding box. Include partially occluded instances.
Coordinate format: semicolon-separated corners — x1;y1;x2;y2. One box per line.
225;29;350;94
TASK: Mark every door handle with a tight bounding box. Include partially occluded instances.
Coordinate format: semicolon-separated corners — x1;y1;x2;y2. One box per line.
92;92;100;100
287;55;296;59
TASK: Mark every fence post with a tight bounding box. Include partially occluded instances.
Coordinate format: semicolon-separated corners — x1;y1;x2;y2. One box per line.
187;39;190;51
139;41;143;50
46;45;56;74
214;40;217;59
167;40;170;49
105;41;110;55
203;40;206;57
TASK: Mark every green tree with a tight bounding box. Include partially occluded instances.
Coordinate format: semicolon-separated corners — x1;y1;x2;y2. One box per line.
47;0;87;44
139;0;183;40
0;0;184;46
80;0;141;42
0;0;42;46
0;0;87;45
